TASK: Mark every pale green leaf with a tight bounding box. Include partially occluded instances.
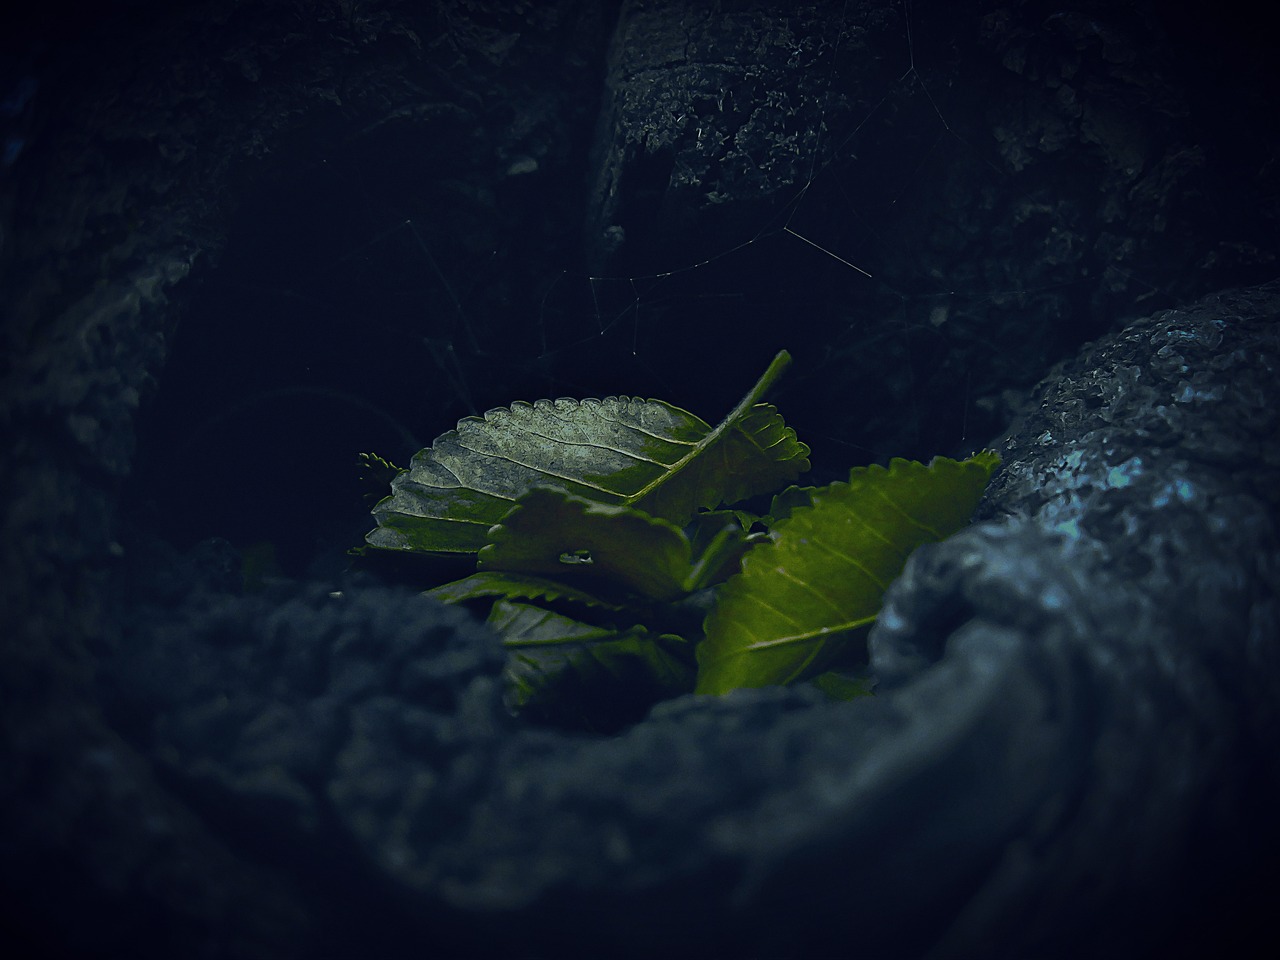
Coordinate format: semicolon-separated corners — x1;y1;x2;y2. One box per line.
364;351;809;554
695;452;1000;694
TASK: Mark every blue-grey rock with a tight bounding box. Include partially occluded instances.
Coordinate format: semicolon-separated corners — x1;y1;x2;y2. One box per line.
4;2;1277;958
101;283;1280;959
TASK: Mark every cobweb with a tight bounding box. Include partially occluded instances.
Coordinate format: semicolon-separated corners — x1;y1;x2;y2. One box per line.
132;1;1157;570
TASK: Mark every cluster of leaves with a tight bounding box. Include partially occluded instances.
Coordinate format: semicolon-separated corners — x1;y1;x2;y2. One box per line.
359;351;998;730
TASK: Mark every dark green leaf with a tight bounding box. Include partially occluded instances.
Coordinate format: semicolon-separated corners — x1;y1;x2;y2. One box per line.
364;351;809;555
685;509;753;553
491;600;694;729
424;570;623;610
683;516;757;591
812;671;877;701
695;452;1000;694
478;487;694;601
766;484;819;524
686;508;761;539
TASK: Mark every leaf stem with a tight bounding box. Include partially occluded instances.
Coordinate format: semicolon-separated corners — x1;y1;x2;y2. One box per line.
683;521;748;593
717;350;792;430
631;351;793;511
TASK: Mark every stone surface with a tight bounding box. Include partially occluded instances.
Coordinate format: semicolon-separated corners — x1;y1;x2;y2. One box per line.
93;281;1280;959
583;0;1279;463
3;2;1278;958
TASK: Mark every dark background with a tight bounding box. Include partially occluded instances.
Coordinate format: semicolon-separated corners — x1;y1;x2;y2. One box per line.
10;0;1271;575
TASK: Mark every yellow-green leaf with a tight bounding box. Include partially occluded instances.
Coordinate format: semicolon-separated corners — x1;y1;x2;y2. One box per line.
695;452;1000;694
492;600;694;727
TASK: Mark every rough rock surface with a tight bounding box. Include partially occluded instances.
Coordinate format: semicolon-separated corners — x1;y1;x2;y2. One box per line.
89;281;1279;959
3;2;1278;958
583;0;1279;461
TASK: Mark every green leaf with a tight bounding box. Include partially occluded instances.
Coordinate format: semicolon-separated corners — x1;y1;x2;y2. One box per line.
695;452;1000;695
683;514;759;592
424;570;623;611
812;670;877;701
358;452;404;503
364;351;809;555
491;600;694;728
478;487;695;601
766;483;819;524
646;397;808;523
686;508;761;539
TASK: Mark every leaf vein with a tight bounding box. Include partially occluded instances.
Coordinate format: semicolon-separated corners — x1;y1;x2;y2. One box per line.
451;441;618;495
593;408;701;447
806;537;890;591
742;614;879;650
773;567;846;618
870;483;944;538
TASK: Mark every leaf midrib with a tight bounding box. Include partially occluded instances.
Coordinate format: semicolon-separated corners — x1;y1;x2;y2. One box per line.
740;613;879;651
629;350;792;509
